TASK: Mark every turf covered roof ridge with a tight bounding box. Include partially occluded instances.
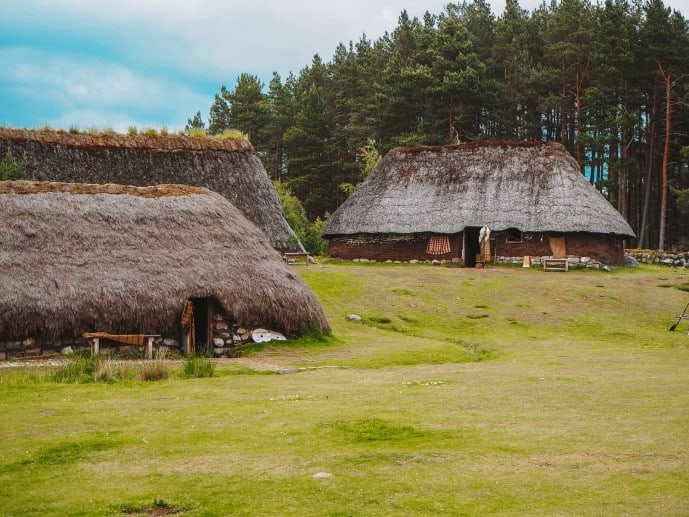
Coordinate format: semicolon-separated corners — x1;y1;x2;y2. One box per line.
0;127;254;152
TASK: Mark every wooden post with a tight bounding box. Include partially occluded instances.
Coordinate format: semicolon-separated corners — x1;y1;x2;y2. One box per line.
90;337;100;356
144;336;155;359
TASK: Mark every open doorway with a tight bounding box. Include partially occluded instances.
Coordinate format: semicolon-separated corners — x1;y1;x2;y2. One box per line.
191;297;213;356
463;227;481;267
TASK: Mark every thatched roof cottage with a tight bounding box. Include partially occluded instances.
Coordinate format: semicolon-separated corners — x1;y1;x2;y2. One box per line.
0;181;328;359
323;141;635;266
0;128;296;251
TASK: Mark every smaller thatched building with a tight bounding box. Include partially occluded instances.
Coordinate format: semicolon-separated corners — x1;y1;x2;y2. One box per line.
0;181;329;359
322;141;635;266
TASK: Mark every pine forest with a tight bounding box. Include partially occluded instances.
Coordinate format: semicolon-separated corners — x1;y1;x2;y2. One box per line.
189;0;689;251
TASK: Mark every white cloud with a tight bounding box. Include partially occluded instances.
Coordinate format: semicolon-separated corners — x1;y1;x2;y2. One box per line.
2;1;455;81
1;47;208;131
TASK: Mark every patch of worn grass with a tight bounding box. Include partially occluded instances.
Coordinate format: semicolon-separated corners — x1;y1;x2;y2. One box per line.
216;364;280;376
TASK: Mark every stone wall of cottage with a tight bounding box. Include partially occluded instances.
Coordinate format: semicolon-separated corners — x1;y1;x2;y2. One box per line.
210;310;255;358
492;232;626;266
327;231;626;265
0;304;261;360
0;334;185;361
327;233;462;262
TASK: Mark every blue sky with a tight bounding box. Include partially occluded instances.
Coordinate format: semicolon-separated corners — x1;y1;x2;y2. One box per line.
2;0;689;133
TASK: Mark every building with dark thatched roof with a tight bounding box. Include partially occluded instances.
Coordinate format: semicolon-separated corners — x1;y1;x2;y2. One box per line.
0;128;296;251
0;181;328;359
323;141;635;266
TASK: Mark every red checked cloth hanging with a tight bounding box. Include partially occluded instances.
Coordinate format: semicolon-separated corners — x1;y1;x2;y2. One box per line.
426;235;451;255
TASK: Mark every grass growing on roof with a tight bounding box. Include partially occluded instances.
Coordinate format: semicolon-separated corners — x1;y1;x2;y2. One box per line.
0;263;688;515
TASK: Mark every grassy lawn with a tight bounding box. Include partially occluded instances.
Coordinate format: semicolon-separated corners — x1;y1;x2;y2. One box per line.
1;263;688;516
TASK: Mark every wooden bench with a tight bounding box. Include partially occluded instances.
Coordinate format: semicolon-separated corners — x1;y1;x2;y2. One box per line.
283;252;312;265
84;333;161;359
543;258;569;272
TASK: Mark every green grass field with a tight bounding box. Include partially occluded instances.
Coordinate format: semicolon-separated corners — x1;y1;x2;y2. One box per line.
1;263;688;516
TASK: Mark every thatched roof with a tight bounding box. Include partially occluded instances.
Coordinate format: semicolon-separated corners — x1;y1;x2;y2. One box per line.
0;180;329;340
323;141;635;238
0;128;297;251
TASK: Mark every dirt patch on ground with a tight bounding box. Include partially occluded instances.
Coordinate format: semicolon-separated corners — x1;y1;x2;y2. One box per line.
220;357;291;372
123;505;186;516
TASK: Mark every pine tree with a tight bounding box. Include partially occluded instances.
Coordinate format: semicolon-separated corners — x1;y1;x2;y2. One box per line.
225;74;270;146
283;55;338;218
185;111;205;132
207;90;231;135
262;72;296;181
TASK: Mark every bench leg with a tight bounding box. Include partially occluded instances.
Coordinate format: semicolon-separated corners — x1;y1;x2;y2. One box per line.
145;336;154;359
90;337;100;357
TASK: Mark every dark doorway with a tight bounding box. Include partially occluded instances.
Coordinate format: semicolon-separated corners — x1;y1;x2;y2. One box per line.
191;298;212;356
464;227;481;267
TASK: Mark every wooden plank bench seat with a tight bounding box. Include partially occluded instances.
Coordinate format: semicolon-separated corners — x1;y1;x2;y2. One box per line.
543;258;569;272
83;333;161;359
283;252;312;265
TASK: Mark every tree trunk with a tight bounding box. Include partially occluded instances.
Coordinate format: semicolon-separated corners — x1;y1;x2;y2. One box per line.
658;62;672;252
618;97;630;220
274;141;282;182
574;61;590;170
639;87;657;249
619;140;630;220
575;81;583;168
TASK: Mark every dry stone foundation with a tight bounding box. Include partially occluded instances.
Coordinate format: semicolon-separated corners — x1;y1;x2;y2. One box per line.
624;250;689;268
0;309;266;360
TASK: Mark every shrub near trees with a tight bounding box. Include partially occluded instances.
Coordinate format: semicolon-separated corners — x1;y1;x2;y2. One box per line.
191;0;689;251
274;182;328;256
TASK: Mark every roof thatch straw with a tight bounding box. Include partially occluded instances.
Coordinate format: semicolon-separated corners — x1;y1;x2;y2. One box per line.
0;127;296;251
0;180;329;340
323;141;635;238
